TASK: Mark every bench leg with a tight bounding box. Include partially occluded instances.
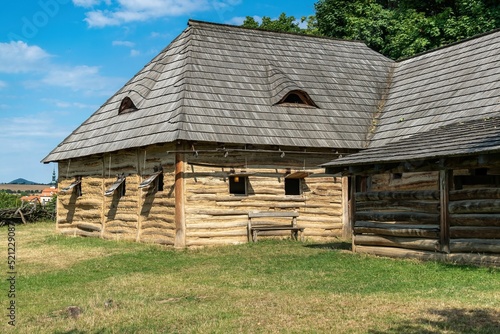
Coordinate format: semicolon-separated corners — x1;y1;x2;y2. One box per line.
252;230;258;242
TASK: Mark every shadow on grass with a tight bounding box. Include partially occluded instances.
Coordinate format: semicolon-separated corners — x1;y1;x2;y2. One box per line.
368;308;500;334
305;240;352;251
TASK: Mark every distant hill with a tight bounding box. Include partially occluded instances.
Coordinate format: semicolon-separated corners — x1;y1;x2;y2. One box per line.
9;178;38;185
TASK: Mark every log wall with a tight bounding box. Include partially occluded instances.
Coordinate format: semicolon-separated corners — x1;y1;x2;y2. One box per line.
353;171;500;266
57;143;344;246
184;165;343;246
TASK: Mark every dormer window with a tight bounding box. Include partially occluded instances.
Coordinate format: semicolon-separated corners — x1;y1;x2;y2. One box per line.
276;90;318;108
118;96;137;114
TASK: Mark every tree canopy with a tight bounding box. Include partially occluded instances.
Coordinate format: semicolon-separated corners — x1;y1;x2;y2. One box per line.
242;0;500;59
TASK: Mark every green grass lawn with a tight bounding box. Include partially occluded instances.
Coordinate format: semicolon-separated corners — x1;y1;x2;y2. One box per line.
1;222;499;333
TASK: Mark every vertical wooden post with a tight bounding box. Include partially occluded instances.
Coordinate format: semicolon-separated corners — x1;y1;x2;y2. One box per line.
174;147;186;248
349;176;357;251
439;169;451;253
341;176;351;239
136;150;143;243
100;156;106;239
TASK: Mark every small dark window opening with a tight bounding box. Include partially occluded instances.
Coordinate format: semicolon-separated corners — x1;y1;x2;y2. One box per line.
75;181;82;197
118;96;137;114
156;173;164;192
276;90;318;108
392;173;403;180
285;178;301;195
120;179;126;197
473;168;488;176
283;93;304;104
229;176;247;195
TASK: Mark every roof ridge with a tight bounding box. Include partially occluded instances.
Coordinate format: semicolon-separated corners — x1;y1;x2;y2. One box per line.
187;19;368;45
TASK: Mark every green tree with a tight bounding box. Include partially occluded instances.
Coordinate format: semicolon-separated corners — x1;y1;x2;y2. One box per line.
314;0;500;59
0;192;21;209
242;13;308;34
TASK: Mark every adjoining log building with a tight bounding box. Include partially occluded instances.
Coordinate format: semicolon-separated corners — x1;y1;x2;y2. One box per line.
43;20;500;264
324;29;500;266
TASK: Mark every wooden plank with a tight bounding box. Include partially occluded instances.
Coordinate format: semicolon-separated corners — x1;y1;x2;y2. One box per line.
354;235;439;252
354;221;439;238
248;211;299;218
355;211;439;224
450;239;500;254
450;214;500;227
356;200;438;213
450;188;500;201
356;190;439;202
450;227;500;239
448;199;500;214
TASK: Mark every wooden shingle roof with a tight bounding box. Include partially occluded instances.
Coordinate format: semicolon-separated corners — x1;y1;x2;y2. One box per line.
323;29;500;173
323;117;500;172
370;29;500;148
42;20;392;163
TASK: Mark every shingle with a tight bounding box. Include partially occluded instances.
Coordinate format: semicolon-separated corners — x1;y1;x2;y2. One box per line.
42;20;391;163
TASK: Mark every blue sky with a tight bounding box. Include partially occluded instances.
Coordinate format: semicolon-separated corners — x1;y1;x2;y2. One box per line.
0;0;317;184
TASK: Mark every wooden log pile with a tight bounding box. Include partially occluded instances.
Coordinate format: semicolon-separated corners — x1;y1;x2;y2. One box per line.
0;203;54;225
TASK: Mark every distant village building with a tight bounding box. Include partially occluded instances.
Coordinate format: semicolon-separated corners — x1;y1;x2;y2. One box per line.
43;21;499;265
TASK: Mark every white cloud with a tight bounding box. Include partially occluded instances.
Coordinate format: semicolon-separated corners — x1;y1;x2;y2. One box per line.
112;40;135;47
225;15;260;26
40;65;124;95
79;0;241;27
0;41;51;73
130;49;141;57
0;81;7;89
72;0;110;8
41;98;97;109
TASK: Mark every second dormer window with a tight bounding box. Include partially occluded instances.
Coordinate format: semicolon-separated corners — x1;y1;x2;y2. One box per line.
276;90;318;108
118;96;137;114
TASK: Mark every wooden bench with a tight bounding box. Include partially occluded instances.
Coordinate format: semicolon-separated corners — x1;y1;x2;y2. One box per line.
247;211;304;242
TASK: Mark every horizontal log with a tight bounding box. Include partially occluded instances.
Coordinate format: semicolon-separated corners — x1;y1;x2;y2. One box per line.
140;237;175;246
356;200;438;213
186;230;246;238
445;253;500;266
76;223;102;232
185;209;251;216
450;188;500;201
450;239;500;254
140;230;175;238
356;190;439;202
449;214;500;227
188;194;306;202
59;229;100;238
141;222;175;230
186;238;246;246
354;235;439;252
295;216;342;224
450;227;500;239
356;211;439;224
354;221;439;238
186;221;247;229
449;199;500;214
298;223;343;230
354;246;500;266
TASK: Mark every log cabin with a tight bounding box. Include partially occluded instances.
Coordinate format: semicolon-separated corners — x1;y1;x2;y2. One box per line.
42;20;393;247
324;29;500;266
